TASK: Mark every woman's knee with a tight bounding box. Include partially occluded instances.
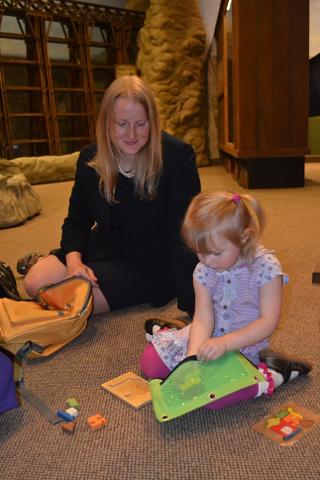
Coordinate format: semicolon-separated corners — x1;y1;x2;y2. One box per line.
140;343;171;379
23;255;66;297
92;287;111;315
23;267;41;296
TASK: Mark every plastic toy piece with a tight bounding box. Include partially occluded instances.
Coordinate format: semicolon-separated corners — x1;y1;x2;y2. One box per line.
149;351;265;422
61;421;76;434
252;402;320;446
101;372;152;409
66;398;79;409
56;409;75;422
87;414;107;431
65;407;79;418
283;427;303;441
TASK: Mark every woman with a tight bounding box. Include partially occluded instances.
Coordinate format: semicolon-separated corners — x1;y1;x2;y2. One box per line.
22;75;201;315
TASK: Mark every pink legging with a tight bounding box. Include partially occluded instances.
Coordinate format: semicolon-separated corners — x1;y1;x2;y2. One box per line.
140;343;260;410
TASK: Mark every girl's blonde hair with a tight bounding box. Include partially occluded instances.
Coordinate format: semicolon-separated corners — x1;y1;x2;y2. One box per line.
90;75;162;203
181;191;266;259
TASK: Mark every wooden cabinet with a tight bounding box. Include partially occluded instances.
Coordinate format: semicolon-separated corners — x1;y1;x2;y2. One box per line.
215;0;309;188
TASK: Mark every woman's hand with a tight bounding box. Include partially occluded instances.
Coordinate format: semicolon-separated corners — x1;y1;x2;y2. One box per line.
197;336;227;362
66;252;98;286
68;263;98;285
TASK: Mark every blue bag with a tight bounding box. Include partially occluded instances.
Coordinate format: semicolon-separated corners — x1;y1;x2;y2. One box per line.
0;350;19;414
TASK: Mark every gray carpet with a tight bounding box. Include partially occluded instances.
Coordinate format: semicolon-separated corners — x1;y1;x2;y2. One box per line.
1;164;320;479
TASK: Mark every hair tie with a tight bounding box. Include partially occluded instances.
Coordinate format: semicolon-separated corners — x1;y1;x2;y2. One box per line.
232;193;241;204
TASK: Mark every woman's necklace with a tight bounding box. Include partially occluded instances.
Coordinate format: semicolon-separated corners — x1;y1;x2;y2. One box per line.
117;162;135;178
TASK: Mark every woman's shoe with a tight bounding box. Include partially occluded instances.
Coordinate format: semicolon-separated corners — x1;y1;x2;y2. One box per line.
259;349;312;383
16;253;43;276
144;317;189;335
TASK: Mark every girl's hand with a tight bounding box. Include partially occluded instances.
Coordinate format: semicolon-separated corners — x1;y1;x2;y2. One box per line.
197;337;227;362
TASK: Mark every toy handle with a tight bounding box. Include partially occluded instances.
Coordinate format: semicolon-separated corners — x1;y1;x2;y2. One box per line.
176;355;197;366
160;355;198;385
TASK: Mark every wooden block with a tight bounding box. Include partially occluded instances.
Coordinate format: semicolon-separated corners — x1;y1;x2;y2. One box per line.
65;407;79;418
66;398;79;409
61;421;76;434
87;414;107;431
101;372;152;409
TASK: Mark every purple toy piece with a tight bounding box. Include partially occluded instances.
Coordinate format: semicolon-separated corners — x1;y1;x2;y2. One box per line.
0;351;19;414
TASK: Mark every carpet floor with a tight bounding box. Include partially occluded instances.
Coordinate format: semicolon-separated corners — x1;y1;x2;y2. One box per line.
1;163;320;480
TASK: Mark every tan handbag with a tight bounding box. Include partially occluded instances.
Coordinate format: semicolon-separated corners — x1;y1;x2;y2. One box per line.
0;276;93;358
0;276;93;422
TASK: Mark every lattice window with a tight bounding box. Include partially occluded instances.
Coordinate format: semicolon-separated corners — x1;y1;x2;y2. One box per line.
0;0;144;158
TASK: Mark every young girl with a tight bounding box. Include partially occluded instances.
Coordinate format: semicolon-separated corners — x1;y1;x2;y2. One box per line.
140;191;311;408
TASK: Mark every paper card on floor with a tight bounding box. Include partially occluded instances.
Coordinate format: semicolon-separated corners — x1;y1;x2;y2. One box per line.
101;372;152;409
252;402;320;446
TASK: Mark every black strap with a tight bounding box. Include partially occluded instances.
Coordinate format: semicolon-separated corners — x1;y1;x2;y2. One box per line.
0;261;23;300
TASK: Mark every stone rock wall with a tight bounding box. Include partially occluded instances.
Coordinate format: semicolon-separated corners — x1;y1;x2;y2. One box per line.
125;0;149;11
135;0;209;166
0;151;79;227
0;160;42;228
8;152;79;185
207;39;220;162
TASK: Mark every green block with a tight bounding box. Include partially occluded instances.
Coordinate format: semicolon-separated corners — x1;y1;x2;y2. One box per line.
66;398;79;409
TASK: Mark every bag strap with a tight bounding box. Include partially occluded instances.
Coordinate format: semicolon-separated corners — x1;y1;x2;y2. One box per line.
15;342;62;424
0;261;30;301
0;261;22;300
17;383;62;425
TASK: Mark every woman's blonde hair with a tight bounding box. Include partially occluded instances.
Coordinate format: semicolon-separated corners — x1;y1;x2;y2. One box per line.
181;191;266;259
90;75;162;203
